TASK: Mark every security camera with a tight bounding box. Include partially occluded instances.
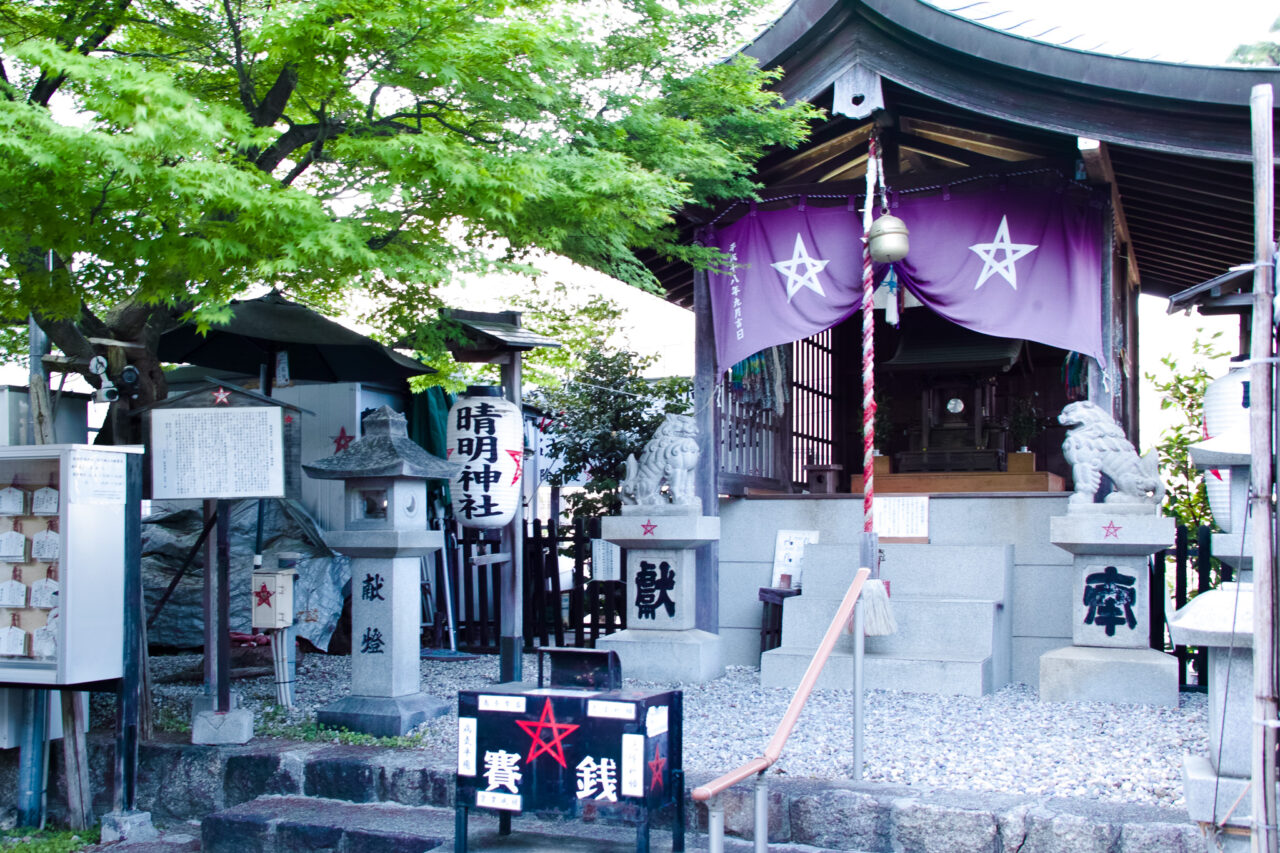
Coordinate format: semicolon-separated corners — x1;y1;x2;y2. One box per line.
120;365;140;386
94;384;119;404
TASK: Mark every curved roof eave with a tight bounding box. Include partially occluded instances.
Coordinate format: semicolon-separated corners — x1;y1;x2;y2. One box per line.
745;0;1280;161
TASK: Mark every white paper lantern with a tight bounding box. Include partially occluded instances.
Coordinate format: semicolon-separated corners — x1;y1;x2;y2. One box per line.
1202;367;1248;532
446;386;524;529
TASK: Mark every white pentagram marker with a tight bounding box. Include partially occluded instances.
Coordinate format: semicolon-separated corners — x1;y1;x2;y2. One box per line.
968;216;1038;290
771;232;830;301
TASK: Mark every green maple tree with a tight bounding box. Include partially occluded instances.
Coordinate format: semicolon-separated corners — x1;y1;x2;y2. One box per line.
0;0;817;440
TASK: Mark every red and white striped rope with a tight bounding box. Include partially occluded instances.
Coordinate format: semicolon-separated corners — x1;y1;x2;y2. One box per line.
861;136;879;534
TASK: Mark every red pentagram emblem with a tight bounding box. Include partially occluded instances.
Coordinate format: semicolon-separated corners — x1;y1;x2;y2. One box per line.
284;415;294;424
507;449;524;485
254;583;273;608
515;698;579;768
1102;521;1121;539
641;519;657;536
333;426;354;453
211;387;231;405
648;743;666;792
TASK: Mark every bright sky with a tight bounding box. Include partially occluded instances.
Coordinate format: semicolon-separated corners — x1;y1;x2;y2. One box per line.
927;0;1276;65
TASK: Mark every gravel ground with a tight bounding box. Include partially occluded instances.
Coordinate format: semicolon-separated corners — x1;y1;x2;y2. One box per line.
133;652;1207;810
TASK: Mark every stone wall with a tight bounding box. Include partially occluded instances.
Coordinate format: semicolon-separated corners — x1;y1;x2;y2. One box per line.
1;735;1201;852
718;492;1075;687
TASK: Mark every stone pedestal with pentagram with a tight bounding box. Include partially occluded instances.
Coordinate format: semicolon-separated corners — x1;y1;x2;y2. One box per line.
1039;510;1178;706
596;509;724;683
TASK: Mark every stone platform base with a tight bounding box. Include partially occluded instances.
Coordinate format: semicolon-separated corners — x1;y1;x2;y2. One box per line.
597;628;724;682
192;709;254;745
316;692;450;738
1039;646;1177;707
1184;754;1251;851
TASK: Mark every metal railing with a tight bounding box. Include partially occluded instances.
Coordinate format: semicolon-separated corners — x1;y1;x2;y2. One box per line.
692;567;871;853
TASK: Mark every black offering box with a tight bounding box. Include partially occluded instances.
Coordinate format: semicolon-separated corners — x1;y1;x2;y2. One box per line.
455;648;684;852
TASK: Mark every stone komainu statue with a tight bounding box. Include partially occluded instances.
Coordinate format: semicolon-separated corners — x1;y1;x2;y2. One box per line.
1060;400;1165;510
619;414;701;507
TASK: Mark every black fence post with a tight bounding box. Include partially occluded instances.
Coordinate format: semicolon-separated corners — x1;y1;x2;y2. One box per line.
572;517;587;648
1150;549;1167;653
1173;524;1189;688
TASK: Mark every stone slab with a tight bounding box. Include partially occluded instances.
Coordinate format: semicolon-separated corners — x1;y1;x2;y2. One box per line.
1183;753;1251;825
1072;559;1150;649
1212;532;1252;571
625;548;696;631
191;691;242;717
99;809;158;844
1169;583;1253;648
1011;564;1074;638
601;513;719;549
1050;513;1175;555
192;709;254;745
350;555;421;698
324;528;443;558
596;627;724;682
1039;646;1177;707
1012;636;1069;689
316;692;450;738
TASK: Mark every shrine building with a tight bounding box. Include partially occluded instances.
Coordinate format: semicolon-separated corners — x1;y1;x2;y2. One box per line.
642;0;1280;691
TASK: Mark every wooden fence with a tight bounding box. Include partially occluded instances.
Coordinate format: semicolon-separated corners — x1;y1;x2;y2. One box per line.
422;516;626;654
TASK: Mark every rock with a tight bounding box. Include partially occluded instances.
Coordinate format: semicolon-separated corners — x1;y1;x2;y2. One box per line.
892;798;1000;853
789;787;890;850
1022;810;1119;853
1118;822;1202;852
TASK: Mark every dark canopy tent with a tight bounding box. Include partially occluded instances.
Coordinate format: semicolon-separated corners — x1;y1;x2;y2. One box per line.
158;290;435;388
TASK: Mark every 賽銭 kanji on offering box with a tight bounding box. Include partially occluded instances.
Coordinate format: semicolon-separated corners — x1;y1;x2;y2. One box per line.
455;674;684;853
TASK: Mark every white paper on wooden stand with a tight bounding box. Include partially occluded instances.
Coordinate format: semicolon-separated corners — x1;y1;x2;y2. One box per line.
151;407;285;499
771;529;820;589
874;496;930;540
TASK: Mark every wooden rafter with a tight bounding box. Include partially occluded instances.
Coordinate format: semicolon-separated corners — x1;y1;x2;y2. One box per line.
897;117;1039;161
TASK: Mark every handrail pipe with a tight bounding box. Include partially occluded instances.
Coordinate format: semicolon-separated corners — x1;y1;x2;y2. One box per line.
693;567;871;852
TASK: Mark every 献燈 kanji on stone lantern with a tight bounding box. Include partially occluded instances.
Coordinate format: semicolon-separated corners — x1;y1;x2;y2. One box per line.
303;405;460;736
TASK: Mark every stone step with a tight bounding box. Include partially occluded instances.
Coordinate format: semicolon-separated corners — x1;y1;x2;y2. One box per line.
798;544;1011;602
760;646;994;696
202;795;690;853
862;598;1000;658
780;595;999;659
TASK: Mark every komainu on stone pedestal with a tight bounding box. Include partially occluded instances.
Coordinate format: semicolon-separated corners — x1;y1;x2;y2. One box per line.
619;414;700;508
1059;401;1164;511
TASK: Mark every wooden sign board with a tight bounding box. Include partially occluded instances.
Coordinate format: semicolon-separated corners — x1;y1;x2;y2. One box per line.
150;407;285;500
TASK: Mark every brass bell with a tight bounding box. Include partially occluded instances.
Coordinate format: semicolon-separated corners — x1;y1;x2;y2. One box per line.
867;214;910;263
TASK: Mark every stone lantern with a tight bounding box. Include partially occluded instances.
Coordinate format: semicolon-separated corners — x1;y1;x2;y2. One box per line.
303;406;460;736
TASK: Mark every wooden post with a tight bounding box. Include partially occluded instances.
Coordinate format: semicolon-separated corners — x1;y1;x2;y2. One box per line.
693;264;719;634
499;356;524;682
1249;82;1277;853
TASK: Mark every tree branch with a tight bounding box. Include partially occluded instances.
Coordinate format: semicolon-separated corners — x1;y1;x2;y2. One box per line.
250;63;297;128
28;0;136;107
220;0;256;116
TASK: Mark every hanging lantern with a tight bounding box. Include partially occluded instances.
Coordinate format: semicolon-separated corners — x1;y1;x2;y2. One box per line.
1202;368;1249;532
445;385;524;529
867;214;910;263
